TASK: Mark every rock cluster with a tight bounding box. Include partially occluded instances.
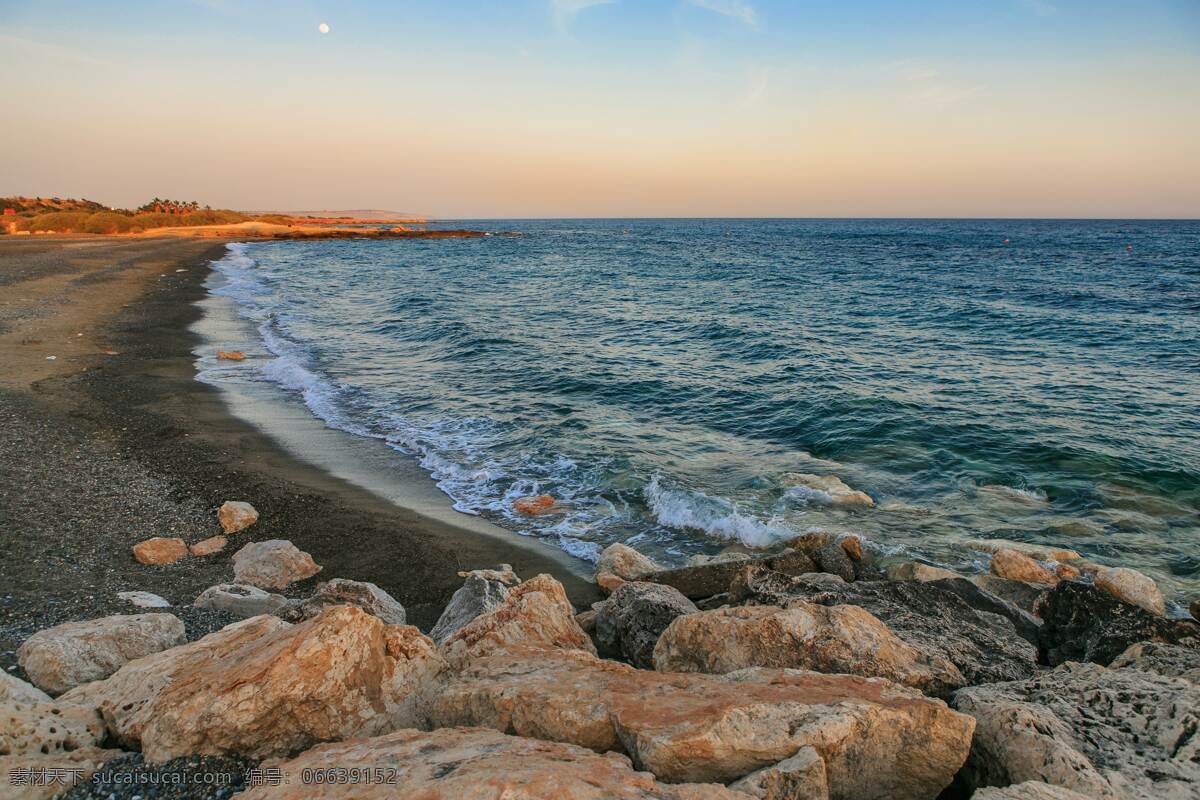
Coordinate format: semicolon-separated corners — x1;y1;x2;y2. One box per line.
10;533;1197;800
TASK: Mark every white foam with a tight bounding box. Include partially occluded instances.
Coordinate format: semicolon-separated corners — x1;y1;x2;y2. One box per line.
645;475;794;549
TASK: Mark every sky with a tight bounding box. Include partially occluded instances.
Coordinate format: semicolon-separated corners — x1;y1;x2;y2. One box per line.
1;0;1198;218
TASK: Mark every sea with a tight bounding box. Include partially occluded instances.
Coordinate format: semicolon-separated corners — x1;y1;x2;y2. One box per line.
195;219;1200;607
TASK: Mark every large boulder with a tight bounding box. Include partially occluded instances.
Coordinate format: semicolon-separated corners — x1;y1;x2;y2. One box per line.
61;608;444;762
594;581;697;668
276;578;407;625
426;647;974;798
1109;641;1200;683
237;727;746;800
427;565;520;645
17;613;186;695
654;603;964;696
1093;567;1165;616
232;539;321;590
438;574;596;665
194;583;288;618
970;575;1050;616
731;567;1038;685
1037;581;1200;666
60;615;289;748
217;500;259;534
0;684;105;757
953;661;1200;800
927;577;1042;647
638;540;868;602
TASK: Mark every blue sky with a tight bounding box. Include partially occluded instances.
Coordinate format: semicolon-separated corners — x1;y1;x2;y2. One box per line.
2;0;1198;216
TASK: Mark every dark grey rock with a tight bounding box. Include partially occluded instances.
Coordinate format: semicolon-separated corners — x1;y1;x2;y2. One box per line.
275;578;406;626
953;661;1200;799
929;577;1042;646
731;566;1038;685
428;568;519;644
1038;581;1200;666
971;575;1051;616
59;752;254;799
594;581;698;668
194;583;287;619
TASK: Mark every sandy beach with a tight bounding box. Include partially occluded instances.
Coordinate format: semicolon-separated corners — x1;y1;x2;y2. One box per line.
0;235;600;674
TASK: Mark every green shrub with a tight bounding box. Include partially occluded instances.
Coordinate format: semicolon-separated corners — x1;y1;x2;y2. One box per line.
16;211;92;232
83;212;135;234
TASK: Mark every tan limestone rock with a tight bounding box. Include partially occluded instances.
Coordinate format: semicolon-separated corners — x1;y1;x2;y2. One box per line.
132;537;188;565
653;603;964;696
512;495;557;515
188;535;227;556
237;727;746;800
1094;567;1165;616
232;539;321;590
990;549;1057;584
427;647;974;798
439;574;596;665
217;500;259;533
17;614;186;695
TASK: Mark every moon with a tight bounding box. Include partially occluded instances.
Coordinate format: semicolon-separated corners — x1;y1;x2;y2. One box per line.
318;22;330;34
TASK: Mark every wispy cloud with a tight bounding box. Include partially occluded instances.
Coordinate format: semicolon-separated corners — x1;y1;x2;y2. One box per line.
1018;0;1058;16
688;0;759;28
0;33;105;66
550;0;616;32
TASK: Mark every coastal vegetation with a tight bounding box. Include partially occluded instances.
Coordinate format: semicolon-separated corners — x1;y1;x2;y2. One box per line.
0;195;291;234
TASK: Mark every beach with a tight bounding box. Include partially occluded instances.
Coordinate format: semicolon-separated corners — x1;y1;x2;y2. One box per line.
0;235;600;674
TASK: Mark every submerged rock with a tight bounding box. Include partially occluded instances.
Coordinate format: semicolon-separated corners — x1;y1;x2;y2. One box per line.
17;613;186;695
512;494;557;515
781;473;875;507
63;608;445;762
953;661;1200;800
731;567;1038;686
594;581;697;668
232;539;321;590
217;500;258;533
427;646;974;797
132;536;188;565
1038;581;1200;666
237;727;747;800
428;566;520;644
653;603;964;695
438;574;595;665
1093;566;1165;616
887;561;961;583
194;583;288;618
964;538;1080;563
276;577;407;625
989;548;1058;584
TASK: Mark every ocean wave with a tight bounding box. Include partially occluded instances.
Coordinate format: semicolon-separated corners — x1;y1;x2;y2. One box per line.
644;475;794;549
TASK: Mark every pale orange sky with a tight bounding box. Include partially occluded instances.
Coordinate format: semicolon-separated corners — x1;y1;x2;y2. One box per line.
2;1;1198;218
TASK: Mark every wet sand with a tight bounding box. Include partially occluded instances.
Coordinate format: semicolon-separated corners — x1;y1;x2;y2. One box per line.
0;236;600;674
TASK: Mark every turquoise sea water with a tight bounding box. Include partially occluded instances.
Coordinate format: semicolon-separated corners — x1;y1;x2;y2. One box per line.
199;219;1200;605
